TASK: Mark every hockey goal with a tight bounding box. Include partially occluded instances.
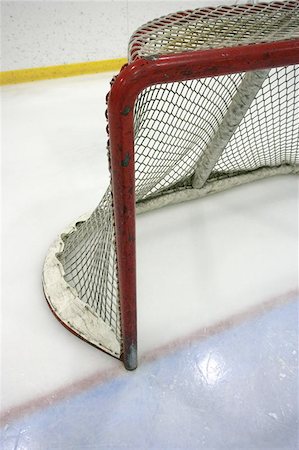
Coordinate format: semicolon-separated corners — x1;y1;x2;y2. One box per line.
43;1;299;370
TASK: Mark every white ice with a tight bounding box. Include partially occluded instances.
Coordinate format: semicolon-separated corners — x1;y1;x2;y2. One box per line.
1;72;298;413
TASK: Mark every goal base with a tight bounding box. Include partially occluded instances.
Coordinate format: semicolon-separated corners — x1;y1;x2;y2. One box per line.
42;213;122;360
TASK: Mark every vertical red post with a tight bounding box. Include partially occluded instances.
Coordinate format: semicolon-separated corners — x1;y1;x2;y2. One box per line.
108;71;138;370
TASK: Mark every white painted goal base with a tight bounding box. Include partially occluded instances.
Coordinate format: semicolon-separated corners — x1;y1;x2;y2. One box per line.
137;165;299;213
42;213;121;358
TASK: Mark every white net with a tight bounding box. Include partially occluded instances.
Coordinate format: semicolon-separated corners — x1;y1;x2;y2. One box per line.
129;0;299;59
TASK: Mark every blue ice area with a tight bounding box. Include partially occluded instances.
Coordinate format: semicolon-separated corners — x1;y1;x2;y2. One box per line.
2;300;298;450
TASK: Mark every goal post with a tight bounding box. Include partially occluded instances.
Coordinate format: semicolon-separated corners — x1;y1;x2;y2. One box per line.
43;1;299;370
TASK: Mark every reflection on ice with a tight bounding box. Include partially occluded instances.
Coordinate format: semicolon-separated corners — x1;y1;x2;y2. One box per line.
196;352;227;387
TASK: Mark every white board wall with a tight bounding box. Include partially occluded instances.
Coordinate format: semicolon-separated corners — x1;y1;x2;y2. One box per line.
2;0;241;71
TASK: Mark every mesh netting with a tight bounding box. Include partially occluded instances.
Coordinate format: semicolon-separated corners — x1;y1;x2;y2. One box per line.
129;0;299;60
43;1;299;358
57;190;121;344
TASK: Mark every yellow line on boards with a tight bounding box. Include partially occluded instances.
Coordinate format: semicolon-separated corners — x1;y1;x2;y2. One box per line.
0;58;128;85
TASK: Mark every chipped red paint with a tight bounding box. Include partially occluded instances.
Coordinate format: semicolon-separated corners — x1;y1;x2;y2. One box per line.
108;38;299;369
